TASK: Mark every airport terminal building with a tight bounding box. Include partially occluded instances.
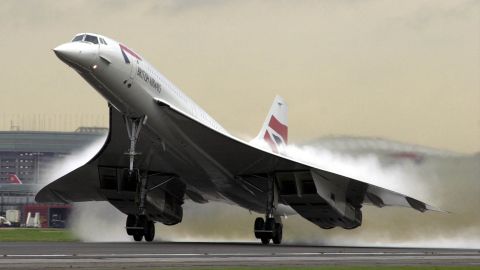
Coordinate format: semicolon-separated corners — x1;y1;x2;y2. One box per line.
0;127;107;227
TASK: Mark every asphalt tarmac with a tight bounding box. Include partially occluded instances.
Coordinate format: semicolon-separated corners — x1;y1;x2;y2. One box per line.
1;242;480;269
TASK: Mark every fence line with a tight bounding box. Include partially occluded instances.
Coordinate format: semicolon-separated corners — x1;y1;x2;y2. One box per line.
0;114;108;132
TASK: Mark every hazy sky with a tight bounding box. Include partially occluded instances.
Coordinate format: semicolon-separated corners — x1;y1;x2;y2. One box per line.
0;0;478;153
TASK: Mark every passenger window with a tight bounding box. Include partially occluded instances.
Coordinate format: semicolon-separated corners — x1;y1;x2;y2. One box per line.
85;35;99;44
72;35;84;42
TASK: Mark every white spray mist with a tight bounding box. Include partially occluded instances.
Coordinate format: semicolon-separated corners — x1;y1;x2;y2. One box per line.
49;136;480;247
38;135;107;186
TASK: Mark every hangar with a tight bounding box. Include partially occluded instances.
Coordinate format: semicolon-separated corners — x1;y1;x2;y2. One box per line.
0;127;106;227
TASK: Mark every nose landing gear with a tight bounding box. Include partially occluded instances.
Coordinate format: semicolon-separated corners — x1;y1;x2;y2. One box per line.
123;115;157;242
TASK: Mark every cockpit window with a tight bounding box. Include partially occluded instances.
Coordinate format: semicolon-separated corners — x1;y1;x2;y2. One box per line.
84;35;99;44
99;37;108;45
72;35;84;42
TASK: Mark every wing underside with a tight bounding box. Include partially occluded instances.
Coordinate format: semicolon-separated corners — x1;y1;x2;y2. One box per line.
152;99;438;230
36;99;436;230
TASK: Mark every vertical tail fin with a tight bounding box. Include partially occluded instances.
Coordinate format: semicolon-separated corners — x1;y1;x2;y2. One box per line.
255;95;288;153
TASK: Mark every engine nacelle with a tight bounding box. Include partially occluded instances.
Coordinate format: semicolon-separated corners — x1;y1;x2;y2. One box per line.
145;178;186;226
146;190;184;225
100;167;186;226
340;207;362;229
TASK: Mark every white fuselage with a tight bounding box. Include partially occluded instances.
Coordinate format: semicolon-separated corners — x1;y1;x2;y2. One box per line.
55;34;225;134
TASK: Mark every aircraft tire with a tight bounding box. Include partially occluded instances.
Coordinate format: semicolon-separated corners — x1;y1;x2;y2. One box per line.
272;223;283;245
261;237;270;245
144;220;155;242
133;231;143;242
259;218;276;245
126;215;135;235
265;218;275;237
254;217;264;239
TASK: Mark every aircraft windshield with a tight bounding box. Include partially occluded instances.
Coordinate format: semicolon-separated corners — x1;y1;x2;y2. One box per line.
71;34;99;44
84;35;98;44
72;35;84;42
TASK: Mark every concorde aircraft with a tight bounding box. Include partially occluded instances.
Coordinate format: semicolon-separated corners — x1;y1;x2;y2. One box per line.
36;33;436;244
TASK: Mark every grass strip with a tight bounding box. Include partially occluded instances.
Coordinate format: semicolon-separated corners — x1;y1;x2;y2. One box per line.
0;228;77;242
188;267;480;270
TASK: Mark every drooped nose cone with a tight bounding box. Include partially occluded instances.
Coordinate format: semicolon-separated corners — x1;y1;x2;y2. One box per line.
53;42;97;70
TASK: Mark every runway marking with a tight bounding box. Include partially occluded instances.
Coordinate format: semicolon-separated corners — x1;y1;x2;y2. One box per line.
2;243;480;268
3;251;480;258
4;255;72;257
2;255;480;261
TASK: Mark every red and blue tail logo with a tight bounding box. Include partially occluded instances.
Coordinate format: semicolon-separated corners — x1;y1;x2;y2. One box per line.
263;115;288;153
255;95;288;153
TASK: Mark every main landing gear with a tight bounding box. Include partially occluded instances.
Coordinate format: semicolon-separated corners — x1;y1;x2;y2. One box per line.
126;214;155;242
253;177;283;245
123;115;156;242
254;216;283;245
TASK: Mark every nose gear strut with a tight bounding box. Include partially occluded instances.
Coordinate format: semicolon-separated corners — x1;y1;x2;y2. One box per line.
123;115;156;242
124;115;148;174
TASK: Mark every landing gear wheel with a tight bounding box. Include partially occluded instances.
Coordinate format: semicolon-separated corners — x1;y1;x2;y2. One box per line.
272;223;283;245
254;217;265;239
126;215;135;236
133;231;143;241
144;220;155;242
261;237;270;245
260;218;276;245
128;215;146;241
255;217;283;245
265;218;275;235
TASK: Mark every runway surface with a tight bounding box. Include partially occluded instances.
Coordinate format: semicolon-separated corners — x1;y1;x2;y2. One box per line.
1;242;480;269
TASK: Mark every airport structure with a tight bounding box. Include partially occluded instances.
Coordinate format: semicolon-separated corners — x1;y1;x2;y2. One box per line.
0;127;107;227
